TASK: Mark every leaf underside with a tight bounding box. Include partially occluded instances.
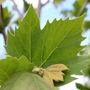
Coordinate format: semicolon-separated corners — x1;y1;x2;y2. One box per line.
1;72;57;90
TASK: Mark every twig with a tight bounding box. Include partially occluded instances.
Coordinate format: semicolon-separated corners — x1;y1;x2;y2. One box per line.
41;0;49;7
0;5;6;43
36;0;49;17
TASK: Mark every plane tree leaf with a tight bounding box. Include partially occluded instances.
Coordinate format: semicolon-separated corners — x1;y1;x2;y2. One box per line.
5;5;90;86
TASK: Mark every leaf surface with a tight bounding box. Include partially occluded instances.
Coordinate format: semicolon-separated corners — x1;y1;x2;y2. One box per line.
6;5;90;85
6;5;41;65
1;72;58;90
57;56;90;85
40;16;84;67
0;56;33;85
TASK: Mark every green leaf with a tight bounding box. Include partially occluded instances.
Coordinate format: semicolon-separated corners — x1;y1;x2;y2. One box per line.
72;1;86;16
60;56;90;85
6;5;89;85
0;56;34;85
76;83;90;90
23;0;29;12
77;0;87;6
40;15;84;67
16;56;34;72
0;7;11;32
83;60;90;77
40;15;88;85
1;72;58;90
84;21;90;30
3;8;11;26
6;5;41;65
0;57;18;85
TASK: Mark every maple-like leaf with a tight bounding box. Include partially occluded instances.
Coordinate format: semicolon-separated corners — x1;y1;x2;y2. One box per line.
6;5;90;85
32;64;69;85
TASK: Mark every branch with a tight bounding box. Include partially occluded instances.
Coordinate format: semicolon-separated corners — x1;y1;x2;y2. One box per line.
0;5;6;43
41;0;49;7
36;0;49;17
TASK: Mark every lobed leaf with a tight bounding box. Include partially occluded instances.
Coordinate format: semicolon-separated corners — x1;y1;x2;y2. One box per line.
6;5;90;85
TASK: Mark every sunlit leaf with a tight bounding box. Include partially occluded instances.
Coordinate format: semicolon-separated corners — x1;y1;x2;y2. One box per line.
6;5;90;86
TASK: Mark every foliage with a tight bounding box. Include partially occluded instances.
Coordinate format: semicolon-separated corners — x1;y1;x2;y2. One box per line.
76;63;90;90
0;56;33;85
80;46;90;56
32;64;69;85
0;0;90;90
1;72;57;90
0;7;11;32
72;1;87;16
2;4;89;87
23;0;29;12
76;83;90;90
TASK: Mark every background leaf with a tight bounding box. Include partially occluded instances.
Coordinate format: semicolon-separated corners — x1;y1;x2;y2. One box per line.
1;72;58;90
0;56;33;86
53;0;64;5
59;56;90;85
6;5;90;86
0;7;11;33
76;83;90;90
